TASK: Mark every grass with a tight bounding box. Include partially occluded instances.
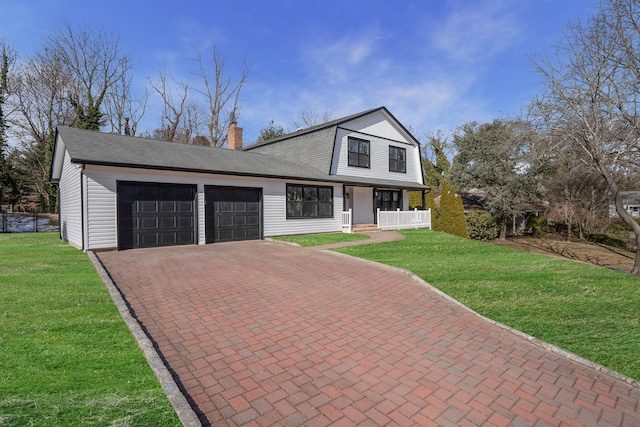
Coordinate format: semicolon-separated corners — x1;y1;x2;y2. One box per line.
0;233;181;426
272;231;369;247
334;229;640;381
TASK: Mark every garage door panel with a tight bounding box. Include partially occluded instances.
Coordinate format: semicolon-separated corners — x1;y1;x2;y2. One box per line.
177;201;193;212
159;217;176;228
140;201;158;212
139;233;159;246
159;201;175;212
177;217;193;228
118;182;196;250
218;202;233;212
141;217;158;229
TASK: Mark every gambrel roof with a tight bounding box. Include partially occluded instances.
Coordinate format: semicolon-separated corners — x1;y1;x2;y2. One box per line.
244;106;422;176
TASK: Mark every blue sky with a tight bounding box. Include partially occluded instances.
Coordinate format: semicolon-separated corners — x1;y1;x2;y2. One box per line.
3;0;596;144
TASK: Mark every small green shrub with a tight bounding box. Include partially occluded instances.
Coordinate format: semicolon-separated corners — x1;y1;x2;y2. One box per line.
526;214;544;237
585;233;629;250
466;210;500;240
605;220;633;240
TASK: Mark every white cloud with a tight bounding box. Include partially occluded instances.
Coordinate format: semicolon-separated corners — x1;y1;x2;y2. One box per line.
222;1;528;144
428;0;523;63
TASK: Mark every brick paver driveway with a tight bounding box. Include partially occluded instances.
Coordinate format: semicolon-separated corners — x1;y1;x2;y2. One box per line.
97;240;640;426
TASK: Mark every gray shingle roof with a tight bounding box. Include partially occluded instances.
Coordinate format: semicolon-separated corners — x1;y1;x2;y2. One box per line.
54;126;427;190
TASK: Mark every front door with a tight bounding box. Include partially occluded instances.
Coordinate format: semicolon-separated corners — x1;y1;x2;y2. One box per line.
374;189;402;223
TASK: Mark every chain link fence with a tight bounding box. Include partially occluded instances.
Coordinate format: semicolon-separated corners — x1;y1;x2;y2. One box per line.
0;211;59;233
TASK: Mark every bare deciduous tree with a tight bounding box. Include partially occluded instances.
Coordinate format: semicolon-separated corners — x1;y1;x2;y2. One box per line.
149;46;250;147
104;72;147;136
7;24;132;211
0;39;18;209
292;109;333;129
531;0;640;275
544;154;610;240
192;46;251;147
149;70;190;142
8;54;75;211
45;23;132;130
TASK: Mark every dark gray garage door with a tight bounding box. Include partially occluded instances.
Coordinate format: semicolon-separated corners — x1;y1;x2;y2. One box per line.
205;186;262;243
118;182;197;250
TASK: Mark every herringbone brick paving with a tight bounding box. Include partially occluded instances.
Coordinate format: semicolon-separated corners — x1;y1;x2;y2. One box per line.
97;240;640;426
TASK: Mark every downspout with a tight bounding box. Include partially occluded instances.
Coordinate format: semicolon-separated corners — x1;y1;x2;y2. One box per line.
81;165;88;251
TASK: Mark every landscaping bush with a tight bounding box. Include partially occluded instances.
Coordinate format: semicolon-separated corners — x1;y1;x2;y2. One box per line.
605;220;634;241
525;214;544;237
586;233;629;250
466;210;500;240
439;181;470;239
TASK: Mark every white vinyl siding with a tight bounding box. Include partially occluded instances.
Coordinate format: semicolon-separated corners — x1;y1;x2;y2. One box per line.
343;111;408;141
332;128;422;182
81;165;343;249
58;150;83;249
85;169;118;249
330;111;423;184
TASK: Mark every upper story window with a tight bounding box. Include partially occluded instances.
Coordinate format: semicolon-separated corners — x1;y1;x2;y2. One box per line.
348;137;370;168
286;184;333;218
389;146;406;173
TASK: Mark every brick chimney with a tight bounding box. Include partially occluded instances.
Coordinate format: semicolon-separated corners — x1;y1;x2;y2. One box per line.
227;113;243;150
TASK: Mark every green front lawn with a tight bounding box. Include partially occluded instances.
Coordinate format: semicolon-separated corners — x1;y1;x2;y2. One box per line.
335;229;640;381
272;231;369;247
0;233;181;426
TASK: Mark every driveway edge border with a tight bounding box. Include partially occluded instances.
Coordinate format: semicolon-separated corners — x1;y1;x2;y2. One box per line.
88;251;203;427
324;249;640;389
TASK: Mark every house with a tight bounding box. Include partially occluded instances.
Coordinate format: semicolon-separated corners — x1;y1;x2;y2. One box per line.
450;190;546;236
609;191;640;219
50;107;427;250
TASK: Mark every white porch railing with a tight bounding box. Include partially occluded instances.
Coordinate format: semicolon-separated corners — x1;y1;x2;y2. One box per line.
342;208;352;233
342;208;432;233
377;208;431;231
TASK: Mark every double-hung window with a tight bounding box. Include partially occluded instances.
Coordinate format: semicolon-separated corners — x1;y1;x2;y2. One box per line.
286;184;333;218
389;146;406;173
348;137;370;168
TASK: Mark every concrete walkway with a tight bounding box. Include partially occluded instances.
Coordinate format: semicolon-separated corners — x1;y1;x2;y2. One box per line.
96;240;640;426
305;231;405;250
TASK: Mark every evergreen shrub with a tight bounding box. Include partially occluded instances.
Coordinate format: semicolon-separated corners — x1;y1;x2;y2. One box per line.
466;210;500;240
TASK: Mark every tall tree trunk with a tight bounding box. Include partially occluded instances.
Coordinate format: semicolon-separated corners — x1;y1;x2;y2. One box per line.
499;219;507;240
603;168;640;276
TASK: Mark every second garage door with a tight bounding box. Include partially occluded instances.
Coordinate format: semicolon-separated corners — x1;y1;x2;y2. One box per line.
205;186;262;243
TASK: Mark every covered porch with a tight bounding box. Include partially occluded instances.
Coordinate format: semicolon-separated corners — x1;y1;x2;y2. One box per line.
341;185;431;232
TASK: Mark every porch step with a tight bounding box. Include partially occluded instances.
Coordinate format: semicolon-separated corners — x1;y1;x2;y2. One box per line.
351;224;380;233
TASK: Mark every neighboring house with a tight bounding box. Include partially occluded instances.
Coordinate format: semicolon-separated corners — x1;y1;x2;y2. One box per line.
455;190;546;236
50;107;427;251
609;191;640;219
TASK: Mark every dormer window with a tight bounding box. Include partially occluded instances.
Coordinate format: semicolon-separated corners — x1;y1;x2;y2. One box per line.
389;146;406;173
348;137;370;168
